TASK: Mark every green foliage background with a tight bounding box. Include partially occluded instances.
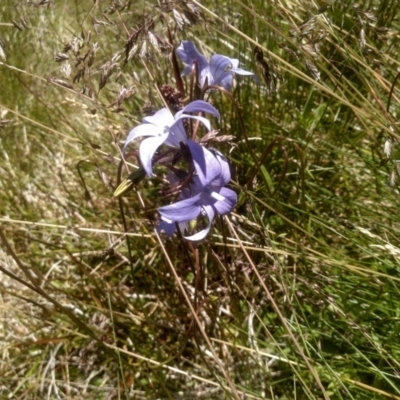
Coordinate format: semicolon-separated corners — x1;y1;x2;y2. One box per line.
1;0;400;399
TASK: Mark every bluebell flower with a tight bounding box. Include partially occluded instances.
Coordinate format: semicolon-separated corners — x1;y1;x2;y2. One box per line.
123;100;220;176
157;140;237;241
176;40;257;92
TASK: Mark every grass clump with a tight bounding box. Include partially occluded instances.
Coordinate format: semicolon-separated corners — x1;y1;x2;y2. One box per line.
1;0;400;399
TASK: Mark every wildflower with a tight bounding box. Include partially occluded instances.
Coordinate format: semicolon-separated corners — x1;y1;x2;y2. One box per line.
123;100;220;176
158;140;237;241
176;40;256;91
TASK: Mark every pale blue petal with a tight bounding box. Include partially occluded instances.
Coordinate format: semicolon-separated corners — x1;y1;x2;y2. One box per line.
164;119;188;147
219;74;234;92
230;63;259;85
157;220;176;237
187;140;221;187
210;55;256;90
209;54;234;85
199;66;213;87
178;221;189;234
180;100;220;120
139;134;168;176
158;193;202;222
176;41;208;76
212;187;237;215
232;66;260;85
233;67;256;76
123;124;160;154
183;225;210;241
187;176;204;196
210;149;231;186
225;58;255;76
143;107;174;127
229;58;239;69
174;113;211;131
183;205;215;242
203;204;216;221
182;65;193;76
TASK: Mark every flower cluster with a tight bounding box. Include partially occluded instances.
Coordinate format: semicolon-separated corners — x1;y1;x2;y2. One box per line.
122;40;255;241
176;40;257;91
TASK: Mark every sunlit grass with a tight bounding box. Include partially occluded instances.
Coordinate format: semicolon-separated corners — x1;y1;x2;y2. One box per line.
1;0;400;399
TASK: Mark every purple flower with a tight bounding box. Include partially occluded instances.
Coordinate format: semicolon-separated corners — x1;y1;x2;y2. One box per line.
176;40;257;92
157;140;237;241
123;100;220;176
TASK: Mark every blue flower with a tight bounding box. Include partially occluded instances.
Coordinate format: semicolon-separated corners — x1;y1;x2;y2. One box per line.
176;40;257;92
157;140;237;241
123;100;220;176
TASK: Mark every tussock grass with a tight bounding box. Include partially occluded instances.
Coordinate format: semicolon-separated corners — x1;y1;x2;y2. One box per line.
1;0;400;399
